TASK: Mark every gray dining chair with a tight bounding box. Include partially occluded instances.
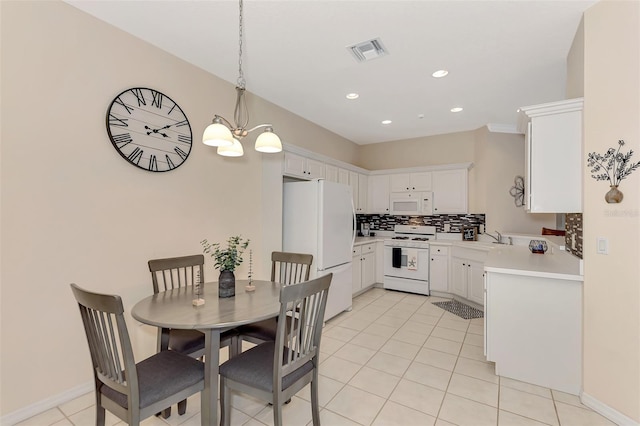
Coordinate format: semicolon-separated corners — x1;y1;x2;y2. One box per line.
148;254;238;417
70;284;205;426
219;273;332;426
235;251;313;347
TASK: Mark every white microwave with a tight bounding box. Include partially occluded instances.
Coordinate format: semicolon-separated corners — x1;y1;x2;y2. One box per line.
390;191;433;215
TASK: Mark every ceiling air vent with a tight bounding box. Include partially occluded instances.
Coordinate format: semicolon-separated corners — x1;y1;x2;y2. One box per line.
346;38;388;62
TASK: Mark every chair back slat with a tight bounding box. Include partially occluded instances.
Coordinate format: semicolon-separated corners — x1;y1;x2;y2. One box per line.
148;254;204;294
271;252;313;285
275;274;331;381
71;284;139;404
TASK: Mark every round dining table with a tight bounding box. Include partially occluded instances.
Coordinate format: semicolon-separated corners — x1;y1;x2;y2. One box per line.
131;280;281;426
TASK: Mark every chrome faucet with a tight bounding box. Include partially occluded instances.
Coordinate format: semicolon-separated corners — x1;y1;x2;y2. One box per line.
486;230;503;243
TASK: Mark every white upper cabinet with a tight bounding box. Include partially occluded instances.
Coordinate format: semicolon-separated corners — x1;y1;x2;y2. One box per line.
367;175;390;214
338;168;350;185
518;98;583;213
325;164;338;183
349;172;367;213
358;174;368;214
390;172;432;192
283;152;324;180
432;169;468;214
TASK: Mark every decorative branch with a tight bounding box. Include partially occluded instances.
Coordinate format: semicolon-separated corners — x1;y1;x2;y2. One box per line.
587;140;640;186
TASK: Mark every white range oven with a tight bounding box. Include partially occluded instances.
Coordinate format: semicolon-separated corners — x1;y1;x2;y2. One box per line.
383;225;436;296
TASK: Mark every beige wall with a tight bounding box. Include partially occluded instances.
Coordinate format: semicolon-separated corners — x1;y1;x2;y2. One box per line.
474;128;555;234
581;0;640;421
566;17;585;99
359;131;477;171
0;1;357;416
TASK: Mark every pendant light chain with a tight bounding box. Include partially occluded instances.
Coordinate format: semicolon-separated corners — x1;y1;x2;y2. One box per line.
237;0;245;90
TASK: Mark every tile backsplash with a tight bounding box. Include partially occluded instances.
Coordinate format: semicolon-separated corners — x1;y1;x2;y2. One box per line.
357;214;486;233
565;213;583;259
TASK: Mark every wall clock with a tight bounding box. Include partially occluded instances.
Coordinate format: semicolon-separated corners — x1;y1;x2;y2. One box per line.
106;87;192;172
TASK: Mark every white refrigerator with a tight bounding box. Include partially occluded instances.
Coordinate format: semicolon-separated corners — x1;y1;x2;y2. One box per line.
283;179;355;320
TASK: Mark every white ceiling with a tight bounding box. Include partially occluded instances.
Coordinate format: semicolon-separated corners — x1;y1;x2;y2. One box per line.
65;0;595;145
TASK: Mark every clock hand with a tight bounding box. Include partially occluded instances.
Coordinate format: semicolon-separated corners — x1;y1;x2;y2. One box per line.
144;125;171;137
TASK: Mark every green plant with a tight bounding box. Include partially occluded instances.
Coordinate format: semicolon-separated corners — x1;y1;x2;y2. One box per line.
587;139;640;186
201;236;250;272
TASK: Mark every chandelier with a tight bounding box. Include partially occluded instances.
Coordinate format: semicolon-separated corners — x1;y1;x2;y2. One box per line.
202;0;282;157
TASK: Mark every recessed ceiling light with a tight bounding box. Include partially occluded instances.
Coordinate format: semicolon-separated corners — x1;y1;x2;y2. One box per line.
450;107;463;113
346;93;359;100
381;120;392;125
432;70;449;78
418;114;425;119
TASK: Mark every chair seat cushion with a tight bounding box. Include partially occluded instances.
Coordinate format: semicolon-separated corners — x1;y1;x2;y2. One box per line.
169;328;237;354
219;341;313;393
100;350;204;409
236;318;277;342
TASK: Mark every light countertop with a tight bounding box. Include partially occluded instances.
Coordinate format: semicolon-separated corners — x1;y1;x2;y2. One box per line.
484;245;582;281
354;231;582;281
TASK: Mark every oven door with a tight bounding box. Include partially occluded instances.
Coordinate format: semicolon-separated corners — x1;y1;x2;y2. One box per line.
384;246;430;281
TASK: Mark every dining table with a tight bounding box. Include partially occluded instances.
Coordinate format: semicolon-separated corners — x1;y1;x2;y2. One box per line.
131;280;282;426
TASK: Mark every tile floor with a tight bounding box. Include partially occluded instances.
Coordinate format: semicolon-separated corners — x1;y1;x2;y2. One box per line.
17;288;616;426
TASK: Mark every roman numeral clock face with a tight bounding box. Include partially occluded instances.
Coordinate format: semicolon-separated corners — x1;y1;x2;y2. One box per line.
106;87;192;172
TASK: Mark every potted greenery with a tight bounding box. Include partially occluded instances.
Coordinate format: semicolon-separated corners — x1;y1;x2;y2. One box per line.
201;236;249;298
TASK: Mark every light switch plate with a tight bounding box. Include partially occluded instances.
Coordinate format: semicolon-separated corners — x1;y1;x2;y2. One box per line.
596;237;609;255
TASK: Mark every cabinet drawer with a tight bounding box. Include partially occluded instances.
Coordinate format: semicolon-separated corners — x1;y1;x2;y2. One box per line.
352;246;362;256
430;246;449;256
362;243;375;255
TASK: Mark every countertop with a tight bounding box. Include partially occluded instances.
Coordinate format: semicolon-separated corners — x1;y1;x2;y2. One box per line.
484;245;582;281
354;232;582;281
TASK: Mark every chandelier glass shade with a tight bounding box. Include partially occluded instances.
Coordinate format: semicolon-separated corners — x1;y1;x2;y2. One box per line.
202;0;282;157
217;138;244;157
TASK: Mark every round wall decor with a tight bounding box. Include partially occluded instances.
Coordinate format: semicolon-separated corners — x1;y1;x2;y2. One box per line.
106;87;193;172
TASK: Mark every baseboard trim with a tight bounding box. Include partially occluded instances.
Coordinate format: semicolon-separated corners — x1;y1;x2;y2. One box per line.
581;391;639;426
1;381;93;426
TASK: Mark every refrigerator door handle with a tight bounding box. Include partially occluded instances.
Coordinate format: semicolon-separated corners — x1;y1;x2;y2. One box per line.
351;197;356;251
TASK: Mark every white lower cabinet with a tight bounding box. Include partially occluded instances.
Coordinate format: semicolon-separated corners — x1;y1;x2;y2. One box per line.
484;270;582;394
375;240;385;284
451;247;488;306
429;245;449;293
352;243;375;295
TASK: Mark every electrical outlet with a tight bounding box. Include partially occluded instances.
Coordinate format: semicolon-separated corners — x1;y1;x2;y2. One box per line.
596;237;609;255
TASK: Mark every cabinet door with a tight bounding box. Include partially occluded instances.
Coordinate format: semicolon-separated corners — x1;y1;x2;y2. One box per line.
390;174;411;192
283;152;306;179
338;168;350;185
411;172;432;191
467;261;485;305
349;171;359;212
429;247;449;293
352;247;362;294
357;174;368;213
306;158;325;180
528;111;582;213
325;164;338;183
368;175;390;214
375;241;385;284
451;257;468;297
432;169;468;214
361;252;376;288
